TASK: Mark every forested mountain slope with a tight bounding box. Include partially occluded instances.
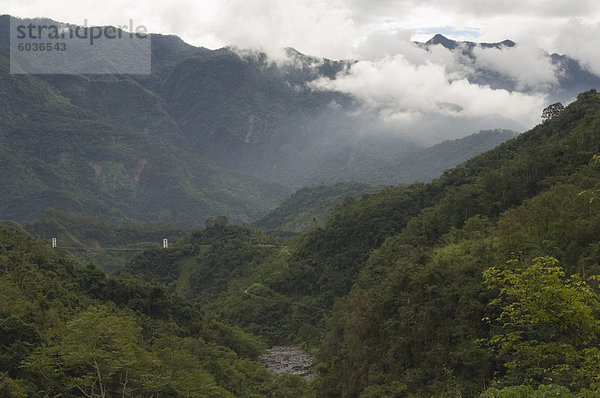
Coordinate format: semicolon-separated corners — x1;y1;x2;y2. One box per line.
0;34;289;225
0;224;311;397
282;90;600;302
313;90;600;396
123;90;600;397
254;130;516;235
253;182;379;235
23;209;190;272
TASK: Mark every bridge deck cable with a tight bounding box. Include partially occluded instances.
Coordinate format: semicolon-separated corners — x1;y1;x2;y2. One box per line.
56;246;153;252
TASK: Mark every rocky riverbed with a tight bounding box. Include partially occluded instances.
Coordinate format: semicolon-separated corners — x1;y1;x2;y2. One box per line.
259;346;315;380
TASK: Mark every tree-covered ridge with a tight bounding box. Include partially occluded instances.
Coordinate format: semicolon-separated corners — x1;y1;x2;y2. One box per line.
253;182;379;235
0;225;310;397
23;209;190;273
312;91;600;396
123;223;327;345
254;129;517;237
279;90;600;303
93;90;600;396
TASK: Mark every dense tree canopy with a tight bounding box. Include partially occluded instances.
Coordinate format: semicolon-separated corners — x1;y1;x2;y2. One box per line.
3;90;600;397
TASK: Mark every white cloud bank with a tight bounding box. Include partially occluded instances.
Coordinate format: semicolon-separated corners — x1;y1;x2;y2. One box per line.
208;0;357;60
310;54;545;131
6;0;600;63
472;43;560;91
554;19;600;77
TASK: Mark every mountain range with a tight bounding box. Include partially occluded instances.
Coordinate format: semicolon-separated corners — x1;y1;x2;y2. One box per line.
120;89;600;396
2;12;600;396
2;15;599;226
422;33;600;103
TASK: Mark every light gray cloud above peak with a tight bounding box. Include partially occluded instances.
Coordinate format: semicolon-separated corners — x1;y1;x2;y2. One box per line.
207;0;357;60
5;0;600;59
402;0;599;18
554;18;600;76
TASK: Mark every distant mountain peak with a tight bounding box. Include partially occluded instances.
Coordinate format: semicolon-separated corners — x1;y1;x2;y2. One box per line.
425;34;458;49
500;39;516;47
423;34;515;50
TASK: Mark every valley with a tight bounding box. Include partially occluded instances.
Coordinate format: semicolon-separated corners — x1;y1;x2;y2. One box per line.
2;10;600;398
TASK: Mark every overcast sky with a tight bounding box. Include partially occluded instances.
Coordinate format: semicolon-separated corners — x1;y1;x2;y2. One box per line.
5;0;600;136
5;0;600;59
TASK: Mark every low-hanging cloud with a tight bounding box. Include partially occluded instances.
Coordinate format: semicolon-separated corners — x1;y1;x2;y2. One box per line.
356;31;473;80
310;53;546;135
307;31;552;138
472;43;560;91
554;19;600;77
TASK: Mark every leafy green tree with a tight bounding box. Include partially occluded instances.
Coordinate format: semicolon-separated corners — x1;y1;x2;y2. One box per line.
296;323;321;348
481;384;575;397
358;381;407;397
482;257;600;390
541;102;564;122
24;305;168;397
269;374;310;398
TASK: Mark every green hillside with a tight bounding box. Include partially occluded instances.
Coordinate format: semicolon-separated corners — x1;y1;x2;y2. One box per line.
311;90;600;396
253;182;379;235
0;224;311;397
22;209;190;273
254;131;515;236
122;222;323;345
0;32;289;225
122;90;600;397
